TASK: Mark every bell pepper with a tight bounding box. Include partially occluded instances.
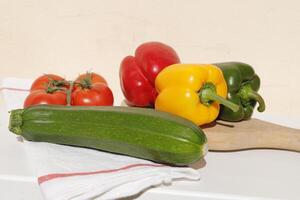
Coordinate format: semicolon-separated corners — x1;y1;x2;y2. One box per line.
155;64;239;126
215;62;266;121
119;42;180;107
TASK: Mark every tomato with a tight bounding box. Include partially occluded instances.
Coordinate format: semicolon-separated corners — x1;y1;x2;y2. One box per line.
72;72;113;106
30;74;68;92
24;90;67;108
71;83;114;106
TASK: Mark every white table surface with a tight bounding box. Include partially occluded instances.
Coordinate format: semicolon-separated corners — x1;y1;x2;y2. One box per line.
1;92;300;200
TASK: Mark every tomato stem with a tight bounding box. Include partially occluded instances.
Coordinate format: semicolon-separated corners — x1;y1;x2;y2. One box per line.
77;72;93;89
44;77;68;93
66;81;74;106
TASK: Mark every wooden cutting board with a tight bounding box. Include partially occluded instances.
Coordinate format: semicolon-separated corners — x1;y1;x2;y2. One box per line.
202;119;300;152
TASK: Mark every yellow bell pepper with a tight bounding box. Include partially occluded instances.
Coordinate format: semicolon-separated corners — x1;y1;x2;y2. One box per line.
155;64;239;126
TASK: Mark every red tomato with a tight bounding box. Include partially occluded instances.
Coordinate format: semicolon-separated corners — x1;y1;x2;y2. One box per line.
71;83;114;106
24;90;67;108
30;74;68;92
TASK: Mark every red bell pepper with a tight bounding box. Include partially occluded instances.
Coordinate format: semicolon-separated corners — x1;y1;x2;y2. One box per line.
119;42;180;107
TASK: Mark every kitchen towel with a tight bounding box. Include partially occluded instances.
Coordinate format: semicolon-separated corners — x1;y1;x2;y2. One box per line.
1;77;201;200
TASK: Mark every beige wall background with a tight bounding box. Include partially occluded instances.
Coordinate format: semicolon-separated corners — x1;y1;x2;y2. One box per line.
0;0;299;118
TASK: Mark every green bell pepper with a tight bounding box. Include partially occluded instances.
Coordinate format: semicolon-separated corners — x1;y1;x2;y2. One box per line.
214;62;266;121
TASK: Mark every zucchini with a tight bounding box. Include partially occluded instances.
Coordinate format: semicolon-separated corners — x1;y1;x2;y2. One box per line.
9;105;207;165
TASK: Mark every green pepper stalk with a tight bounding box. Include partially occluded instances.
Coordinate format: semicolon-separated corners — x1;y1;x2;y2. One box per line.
238;84;265;112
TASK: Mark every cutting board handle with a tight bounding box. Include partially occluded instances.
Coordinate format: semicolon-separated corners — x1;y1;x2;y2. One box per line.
203;119;300;152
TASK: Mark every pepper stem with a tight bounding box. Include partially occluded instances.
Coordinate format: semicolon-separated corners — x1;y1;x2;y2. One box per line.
199;82;239;112
239;84;266;112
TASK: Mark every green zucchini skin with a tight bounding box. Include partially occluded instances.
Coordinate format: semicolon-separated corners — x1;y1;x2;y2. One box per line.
9;105;207;165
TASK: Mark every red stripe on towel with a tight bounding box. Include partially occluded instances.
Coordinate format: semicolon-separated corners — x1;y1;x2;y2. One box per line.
38;163;164;184
0;87;29;92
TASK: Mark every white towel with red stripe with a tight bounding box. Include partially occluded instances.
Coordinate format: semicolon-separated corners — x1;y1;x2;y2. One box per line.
1;77;201;200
